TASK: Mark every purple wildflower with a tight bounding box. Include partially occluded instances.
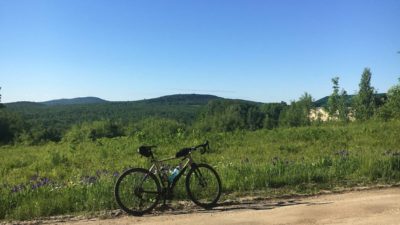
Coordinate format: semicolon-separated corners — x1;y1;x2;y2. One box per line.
30;177;51;190
11;184;26;193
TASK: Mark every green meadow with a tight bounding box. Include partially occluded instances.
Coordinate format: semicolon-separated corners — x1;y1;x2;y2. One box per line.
1;120;400;220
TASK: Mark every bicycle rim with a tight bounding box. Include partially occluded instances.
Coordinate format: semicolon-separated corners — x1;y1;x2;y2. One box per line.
115;168;161;216
186;164;221;208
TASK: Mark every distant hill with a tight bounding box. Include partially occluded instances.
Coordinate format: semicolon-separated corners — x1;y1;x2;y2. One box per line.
313;96;351;108
4;94;227;130
314;93;387;107
41;97;108;106
4;101;46;108
5;94;222;107
142;94;221;105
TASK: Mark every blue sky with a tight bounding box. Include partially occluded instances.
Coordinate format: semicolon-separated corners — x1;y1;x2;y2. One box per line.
1;0;399;103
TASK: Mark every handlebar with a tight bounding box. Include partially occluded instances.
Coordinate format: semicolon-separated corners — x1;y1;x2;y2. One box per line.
193;140;209;154
144;141;211;159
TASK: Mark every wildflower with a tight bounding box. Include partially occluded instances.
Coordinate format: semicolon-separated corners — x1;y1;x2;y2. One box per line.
81;176;97;184
11;184;25;193
30;177;51;190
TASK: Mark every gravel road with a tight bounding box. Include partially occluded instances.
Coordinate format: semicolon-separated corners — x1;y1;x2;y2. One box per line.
8;187;400;225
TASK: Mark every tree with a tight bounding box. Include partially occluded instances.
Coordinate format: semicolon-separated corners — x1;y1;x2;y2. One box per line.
279;92;313;127
0;110;24;145
327;77;349;122
195;99;264;132
338;89;349;122
379;78;400;120
353;68;376;121
0;87;4;109
327;77;340;119
261;102;287;129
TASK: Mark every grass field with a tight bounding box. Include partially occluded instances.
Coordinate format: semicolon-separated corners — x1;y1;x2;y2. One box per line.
1;120;400;220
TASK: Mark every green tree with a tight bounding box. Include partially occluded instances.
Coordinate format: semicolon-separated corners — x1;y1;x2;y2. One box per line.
0;87;4;109
195;99;264;132
327;77;349;122
0;109;24;145
338;89;349;122
261;102;287;129
279;92;313;127
353;68;376;121
327;77;340;119
379;78;400;119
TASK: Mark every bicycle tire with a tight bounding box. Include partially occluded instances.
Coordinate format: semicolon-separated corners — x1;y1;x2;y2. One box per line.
114;168;161;216
185;163;222;209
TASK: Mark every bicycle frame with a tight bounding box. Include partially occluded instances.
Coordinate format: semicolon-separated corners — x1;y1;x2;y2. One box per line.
148;153;195;192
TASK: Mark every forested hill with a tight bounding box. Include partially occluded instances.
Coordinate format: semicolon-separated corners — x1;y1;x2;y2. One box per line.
142;94;221;105
42;97;108;106
1;90;395;145
6;94;221;107
4;94;224;129
5;93;388;127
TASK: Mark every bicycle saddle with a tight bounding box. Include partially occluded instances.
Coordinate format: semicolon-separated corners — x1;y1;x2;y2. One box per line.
138;146;156;157
176;148;191;158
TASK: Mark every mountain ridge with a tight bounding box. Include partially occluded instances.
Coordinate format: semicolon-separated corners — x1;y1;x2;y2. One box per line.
5;94;224;106
4;93;387;107
41;96;108;106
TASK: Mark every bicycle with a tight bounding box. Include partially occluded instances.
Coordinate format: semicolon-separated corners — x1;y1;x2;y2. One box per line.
114;141;222;216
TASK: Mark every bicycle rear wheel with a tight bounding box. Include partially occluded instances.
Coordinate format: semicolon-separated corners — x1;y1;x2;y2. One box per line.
185;163;222;209
114;168;161;216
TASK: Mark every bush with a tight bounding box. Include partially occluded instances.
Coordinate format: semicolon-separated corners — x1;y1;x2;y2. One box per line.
0;109;24;145
195;99;264;132
127;117;186;143
63;120;124;143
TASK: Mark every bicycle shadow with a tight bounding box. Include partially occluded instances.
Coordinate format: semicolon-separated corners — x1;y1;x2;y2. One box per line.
151;198;333;216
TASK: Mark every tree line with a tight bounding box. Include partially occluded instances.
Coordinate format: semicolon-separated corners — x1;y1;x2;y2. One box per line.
1;67;400;146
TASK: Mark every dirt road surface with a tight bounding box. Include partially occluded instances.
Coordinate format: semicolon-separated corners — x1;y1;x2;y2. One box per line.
18;187;400;225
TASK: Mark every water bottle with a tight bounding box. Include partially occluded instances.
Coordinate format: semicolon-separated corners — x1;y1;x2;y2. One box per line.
168;167;180;183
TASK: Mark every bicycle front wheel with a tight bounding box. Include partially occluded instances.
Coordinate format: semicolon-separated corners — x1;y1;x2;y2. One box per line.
114;168;161;216
185;163;222;209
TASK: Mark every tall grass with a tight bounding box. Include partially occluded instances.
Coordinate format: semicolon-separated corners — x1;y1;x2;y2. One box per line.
1;120;400;220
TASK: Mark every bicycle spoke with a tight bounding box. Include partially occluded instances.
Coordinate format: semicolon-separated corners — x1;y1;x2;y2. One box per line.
186;164;221;208
115;168;161;216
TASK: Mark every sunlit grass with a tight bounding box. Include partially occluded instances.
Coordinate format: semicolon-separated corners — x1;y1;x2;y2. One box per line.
1;120;400;220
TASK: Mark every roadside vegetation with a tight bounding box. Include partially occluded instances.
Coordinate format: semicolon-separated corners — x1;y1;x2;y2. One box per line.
1;68;400;220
